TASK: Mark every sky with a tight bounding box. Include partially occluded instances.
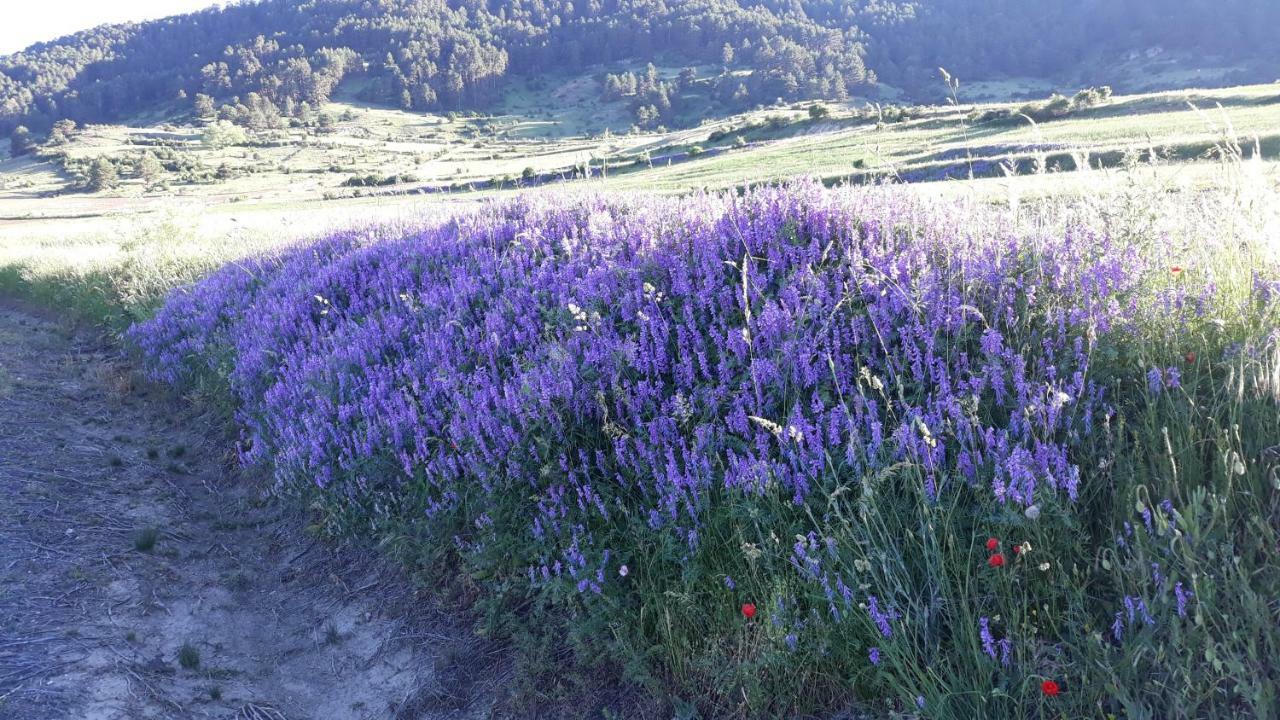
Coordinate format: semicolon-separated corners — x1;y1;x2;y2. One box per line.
2;2;227;55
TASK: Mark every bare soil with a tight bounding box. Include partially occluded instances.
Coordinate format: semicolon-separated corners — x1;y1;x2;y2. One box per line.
0;304;505;720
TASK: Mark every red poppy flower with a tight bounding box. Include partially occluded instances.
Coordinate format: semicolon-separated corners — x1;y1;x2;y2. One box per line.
1185;351;1196;364
988;553;1005;568
1041;680;1060;697
1012;544;1021;555
741;603;756;619
986;537;999;551
1170;266;1183;274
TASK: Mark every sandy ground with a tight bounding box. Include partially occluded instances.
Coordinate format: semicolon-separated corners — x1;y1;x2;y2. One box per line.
0;304;504;720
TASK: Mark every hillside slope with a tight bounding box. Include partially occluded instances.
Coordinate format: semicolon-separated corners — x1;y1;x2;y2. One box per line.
3;0;1279;138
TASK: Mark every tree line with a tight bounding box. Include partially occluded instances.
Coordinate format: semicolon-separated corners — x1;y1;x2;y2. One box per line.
3;0;1278;138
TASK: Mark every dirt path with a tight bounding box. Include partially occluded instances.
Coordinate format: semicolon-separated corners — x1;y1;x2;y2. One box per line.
0;305;500;720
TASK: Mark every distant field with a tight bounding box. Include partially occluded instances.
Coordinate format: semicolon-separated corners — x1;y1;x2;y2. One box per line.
2;80;1278;328
598;84;1280;191
2;81;1276;214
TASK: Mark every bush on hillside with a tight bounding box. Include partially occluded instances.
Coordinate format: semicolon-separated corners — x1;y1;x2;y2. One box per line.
130;182;1280;718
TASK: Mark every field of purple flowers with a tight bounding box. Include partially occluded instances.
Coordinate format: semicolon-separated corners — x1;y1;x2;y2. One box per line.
130;181;1280;718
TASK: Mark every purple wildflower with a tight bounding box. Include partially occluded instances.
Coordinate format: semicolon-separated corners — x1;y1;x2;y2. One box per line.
867;595;895;639
1147;367;1164;394
979;616;997;660
1175;582;1191;618
122;183;1177;686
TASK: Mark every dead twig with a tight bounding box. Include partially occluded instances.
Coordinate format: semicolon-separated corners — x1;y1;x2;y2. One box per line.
236;702;289;720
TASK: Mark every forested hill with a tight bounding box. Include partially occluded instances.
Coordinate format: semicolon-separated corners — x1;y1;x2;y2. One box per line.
3;0;1278;136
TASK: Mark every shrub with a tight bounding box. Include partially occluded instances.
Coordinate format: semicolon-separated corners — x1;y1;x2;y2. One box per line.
202;120;247;148
342;173;416;187
971;108;1018;125
880;104;904;123
1072;85;1113;109
1042;93;1072;117
130;182;1280;718
708;127;735;143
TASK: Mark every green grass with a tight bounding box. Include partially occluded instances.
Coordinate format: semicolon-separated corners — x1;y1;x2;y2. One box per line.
0;213;301;329
177;642;201;670
133;526;160;552
593;85;1280;192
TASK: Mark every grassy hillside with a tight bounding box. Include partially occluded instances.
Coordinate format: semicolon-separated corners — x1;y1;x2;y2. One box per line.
4;82;1276;206
597;84;1280;191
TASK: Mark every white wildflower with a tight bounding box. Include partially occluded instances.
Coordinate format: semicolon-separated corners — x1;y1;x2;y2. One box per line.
749;415;783;436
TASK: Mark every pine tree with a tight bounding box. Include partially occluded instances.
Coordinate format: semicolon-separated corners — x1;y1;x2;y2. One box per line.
194;93;216;119
9;126;35;156
138;152;164;187
47;119;77;145
88;157;120;191
604;74;624;99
